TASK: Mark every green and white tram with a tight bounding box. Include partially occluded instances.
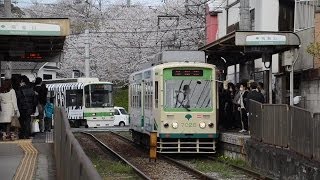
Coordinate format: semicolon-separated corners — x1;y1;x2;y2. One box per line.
45;78;114;128
129;51;218;153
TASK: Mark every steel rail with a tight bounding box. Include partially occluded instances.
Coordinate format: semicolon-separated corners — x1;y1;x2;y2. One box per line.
161;155;218;180
206;156;274;180
81;132;151;180
110;131;218;180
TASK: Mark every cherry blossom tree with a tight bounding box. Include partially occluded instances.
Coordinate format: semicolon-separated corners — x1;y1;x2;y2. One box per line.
25;0;207;85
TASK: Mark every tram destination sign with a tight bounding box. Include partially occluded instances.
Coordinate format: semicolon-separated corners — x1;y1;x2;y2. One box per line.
172;70;203;76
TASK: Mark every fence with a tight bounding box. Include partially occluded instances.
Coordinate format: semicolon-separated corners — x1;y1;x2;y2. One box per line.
249;100;320;162
54;107;102;180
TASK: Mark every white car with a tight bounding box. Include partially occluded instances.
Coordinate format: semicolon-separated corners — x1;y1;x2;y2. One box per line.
114;107;129;126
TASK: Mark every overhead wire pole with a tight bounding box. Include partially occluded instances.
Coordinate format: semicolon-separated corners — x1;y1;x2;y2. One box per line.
84;0;91;77
4;0;12;80
85;29;90;77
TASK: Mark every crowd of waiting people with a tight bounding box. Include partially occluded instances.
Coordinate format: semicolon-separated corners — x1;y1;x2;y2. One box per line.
219;80;265;133
0;76;54;140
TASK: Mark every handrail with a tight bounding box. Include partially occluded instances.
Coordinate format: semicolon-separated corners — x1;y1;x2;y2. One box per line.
54;107;102;180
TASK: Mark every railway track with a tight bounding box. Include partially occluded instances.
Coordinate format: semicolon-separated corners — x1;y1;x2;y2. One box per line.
206;156;274;180
112;131;274;180
82;132;217;180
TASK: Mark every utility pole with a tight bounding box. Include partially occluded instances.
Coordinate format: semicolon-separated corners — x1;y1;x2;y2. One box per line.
4;0;12;80
84;29;90;77
127;0;130;6
239;0;253;82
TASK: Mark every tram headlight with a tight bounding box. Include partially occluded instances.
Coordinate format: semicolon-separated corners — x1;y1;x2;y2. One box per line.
199;122;206;129
208;122;214;128
164;122;169;128
172;122;178;129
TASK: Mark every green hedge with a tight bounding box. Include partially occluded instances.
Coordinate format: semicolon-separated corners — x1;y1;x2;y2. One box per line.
114;88;128;111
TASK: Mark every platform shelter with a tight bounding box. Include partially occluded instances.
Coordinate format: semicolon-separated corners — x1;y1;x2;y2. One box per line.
0;18;70;80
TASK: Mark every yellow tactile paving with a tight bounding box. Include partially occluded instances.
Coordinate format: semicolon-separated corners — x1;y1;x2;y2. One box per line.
11;140;38;180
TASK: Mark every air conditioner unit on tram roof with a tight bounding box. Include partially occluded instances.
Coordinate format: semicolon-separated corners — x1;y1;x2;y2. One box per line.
140;50;206;70
156;50;206;64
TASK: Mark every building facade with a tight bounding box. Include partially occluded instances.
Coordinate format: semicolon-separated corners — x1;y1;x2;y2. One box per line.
0;62;57;82
206;0;320;112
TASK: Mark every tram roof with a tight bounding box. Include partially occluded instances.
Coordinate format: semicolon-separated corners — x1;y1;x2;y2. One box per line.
0;18;70;62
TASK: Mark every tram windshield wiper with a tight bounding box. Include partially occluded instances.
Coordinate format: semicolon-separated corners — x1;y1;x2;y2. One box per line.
182;104;191;111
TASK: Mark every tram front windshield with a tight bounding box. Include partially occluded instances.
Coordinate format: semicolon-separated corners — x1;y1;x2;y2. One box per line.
85;84;113;108
165;80;212;110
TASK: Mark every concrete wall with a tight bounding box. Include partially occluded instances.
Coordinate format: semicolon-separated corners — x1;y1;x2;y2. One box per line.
314;12;320;68
300;79;320;112
296;12;320;112
245;140;320;180
206;11;218;44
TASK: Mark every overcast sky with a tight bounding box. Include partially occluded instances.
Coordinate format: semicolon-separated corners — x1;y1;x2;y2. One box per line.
15;0;163;7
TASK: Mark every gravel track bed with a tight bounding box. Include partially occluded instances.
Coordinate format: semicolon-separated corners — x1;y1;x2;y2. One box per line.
176;159;255;180
75;133;138;180
93;132;200;180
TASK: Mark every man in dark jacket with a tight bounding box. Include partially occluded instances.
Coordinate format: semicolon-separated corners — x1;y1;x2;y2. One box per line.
34;77;48;132
246;81;265;109
16;75;37;139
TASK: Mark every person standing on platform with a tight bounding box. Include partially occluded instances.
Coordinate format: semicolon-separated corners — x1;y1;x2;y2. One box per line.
246;82;265;109
224;82;236;130
233;81;249;133
258;82;266;103
44;98;54;132
34;77;48;133
0;80;20;140
16;76;37;139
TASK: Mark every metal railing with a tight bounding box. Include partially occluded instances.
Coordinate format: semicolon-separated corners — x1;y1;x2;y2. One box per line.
313;113;320;162
54;107;102;180
249;100;320;162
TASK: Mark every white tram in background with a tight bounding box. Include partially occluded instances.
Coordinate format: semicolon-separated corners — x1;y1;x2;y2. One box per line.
44;78;114;128
129;51;218;153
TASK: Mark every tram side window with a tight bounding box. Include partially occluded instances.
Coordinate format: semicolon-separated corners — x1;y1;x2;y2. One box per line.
138;84;141;108
144;82;149;109
66;90;83;109
155;81;158;108
150;81;153;109
85;86;90;107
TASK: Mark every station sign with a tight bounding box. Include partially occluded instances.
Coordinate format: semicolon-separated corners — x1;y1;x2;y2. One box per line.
235;31;300;46
245;35;287;45
0;22;61;36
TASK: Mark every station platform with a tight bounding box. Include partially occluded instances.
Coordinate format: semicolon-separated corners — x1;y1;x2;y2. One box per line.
219;130;251;159
0;132;55;180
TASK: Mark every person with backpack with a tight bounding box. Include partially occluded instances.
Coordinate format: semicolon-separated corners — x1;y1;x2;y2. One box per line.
44;98;54;132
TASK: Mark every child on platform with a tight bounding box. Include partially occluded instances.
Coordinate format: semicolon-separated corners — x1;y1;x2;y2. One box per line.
44;98;54;132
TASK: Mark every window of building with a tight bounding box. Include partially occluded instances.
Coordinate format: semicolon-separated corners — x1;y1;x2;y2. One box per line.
279;1;294;31
43;74;53;80
250;9;255;30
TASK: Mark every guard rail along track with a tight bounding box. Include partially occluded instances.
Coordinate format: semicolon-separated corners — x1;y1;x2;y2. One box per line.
83;132;217;180
54;107;102;180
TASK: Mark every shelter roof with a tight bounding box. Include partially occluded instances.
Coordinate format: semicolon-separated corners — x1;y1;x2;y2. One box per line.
199;31;301;67
0;18;70;62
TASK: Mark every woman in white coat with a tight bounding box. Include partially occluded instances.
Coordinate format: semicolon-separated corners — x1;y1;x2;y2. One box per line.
0;80;20;138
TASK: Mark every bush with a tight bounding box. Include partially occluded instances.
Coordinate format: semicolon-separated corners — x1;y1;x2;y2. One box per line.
114;88;128;111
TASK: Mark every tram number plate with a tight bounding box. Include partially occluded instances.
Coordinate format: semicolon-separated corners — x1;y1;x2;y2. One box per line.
181;123;196;127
